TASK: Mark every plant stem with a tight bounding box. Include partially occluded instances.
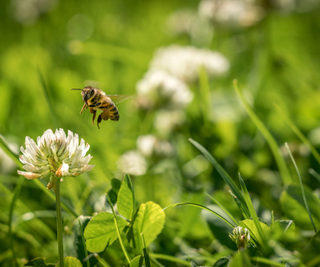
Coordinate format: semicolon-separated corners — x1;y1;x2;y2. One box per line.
56;178;64;267
106;196;131;265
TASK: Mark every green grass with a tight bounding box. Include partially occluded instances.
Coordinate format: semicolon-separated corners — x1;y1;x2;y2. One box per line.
1;0;320;266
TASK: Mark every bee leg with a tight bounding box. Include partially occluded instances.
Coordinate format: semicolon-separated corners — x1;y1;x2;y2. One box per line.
80;103;87;114
92;110;97;125
97;114;102;129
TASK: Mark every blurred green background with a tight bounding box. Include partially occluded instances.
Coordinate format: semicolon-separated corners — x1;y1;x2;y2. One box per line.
1;0;320;266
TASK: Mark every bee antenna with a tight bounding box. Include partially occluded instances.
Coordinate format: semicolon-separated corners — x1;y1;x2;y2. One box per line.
71;88;82;90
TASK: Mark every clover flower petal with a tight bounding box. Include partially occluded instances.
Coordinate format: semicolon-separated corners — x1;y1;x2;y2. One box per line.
17;129;95;190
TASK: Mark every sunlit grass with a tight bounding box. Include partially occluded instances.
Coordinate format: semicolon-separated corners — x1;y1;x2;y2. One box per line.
1;0;320;266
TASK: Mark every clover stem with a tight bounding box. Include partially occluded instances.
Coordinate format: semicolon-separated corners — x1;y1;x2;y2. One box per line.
56;178;64;267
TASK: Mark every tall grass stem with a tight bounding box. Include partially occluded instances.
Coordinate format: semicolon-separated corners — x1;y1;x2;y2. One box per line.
274;104;320;165
233;80;292;184
284;143;317;233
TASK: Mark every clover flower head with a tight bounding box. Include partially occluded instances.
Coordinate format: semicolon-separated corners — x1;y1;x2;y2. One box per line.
137;135;174;158
136;69;193;110
198;0;264;28
150;45;230;83
11;0;58;25
229;226;250;251
117;150;147;176
17;129;94;191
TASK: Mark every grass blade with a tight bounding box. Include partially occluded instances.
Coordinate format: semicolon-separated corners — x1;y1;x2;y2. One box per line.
189;138;250;218
164;202;236;228
92;253;112;267
233;80;292;184
78;219;90;267
148;253;190;266
9;176;24;267
0;135;21;167
38;68;59;128
239;174;266;246
309;169;320;184
198;66;212;123
285;143;317;233
275;104;320;165
204;192;239;226
251;257;286;267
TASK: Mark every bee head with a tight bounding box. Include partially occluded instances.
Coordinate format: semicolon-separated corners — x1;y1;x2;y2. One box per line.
81;86;95;103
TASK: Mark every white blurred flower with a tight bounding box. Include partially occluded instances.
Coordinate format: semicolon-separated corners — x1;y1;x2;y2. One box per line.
17;129;94;191
136;69;193;110
166;9;214;46
150;45;229;83
271;0;295;13
0;141;19;174
154;110;186;134
10;0;58;25
137;135;174;157
198;0;264;28
166;9;198;36
117;150;147;176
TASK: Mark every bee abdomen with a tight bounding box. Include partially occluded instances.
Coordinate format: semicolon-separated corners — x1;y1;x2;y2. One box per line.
102;103;120;121
109;106;120;121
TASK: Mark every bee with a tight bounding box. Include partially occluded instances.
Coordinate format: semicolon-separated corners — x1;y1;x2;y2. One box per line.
72;86;131;129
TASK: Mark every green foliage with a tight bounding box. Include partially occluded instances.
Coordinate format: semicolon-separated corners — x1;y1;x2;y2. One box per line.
202;205;237;250
189;138;250;218
55;257;82;267
239;175;267;246
228;252;251;267
129;255;143;267
24;258;55;267
213;257;229;267
72;216;95;267
1;0;320;266
239;219;270;247
84;212;128;252
129;201;165;251
117;174;134;219
280;184;320;230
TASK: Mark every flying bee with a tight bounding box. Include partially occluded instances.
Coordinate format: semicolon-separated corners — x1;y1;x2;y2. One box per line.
72;86;131;129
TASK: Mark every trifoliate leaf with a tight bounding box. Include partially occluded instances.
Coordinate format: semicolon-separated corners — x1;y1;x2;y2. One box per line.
117;174;134;219
84;212;128;252
128;201;165;251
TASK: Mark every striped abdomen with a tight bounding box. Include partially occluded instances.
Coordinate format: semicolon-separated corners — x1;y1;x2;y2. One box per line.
103;102;119;121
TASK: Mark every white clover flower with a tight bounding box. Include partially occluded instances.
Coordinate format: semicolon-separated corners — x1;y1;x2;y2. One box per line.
166;9;198;36
198;0;264;28
166;9;214;46
150;45;229;83
229;226;250;251
17;129;94;191
117;150;147;176
154;109;186;134
10;0;58;25
137;135;174;158
136;69;193;110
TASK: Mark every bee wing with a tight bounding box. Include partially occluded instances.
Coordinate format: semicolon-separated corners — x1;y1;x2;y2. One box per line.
106;95;133;104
